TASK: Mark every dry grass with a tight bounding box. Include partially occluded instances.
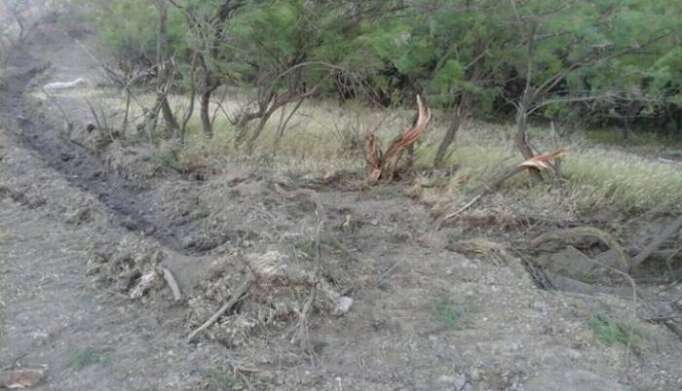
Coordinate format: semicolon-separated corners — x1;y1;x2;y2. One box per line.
52;85;682;216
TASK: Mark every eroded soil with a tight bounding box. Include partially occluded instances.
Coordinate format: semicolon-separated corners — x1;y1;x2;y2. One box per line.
1;17;682;391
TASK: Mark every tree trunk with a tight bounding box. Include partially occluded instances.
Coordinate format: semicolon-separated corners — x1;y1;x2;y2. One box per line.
434;98;468;167
515;107;543;181
160;95;179;136
200;89;213;138
155;1;179;138
622;116;631;140
246;111;275;153
515;110;534;160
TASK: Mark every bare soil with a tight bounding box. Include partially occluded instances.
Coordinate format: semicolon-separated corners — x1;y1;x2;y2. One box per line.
1;16;682;391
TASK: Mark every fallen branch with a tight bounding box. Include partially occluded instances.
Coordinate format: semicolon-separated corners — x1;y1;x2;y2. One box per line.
437;149;566;229
161;267;182;302
632;215;682;269
187;275;253;343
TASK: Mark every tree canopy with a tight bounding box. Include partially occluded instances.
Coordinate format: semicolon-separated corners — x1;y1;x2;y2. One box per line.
91;0;682;147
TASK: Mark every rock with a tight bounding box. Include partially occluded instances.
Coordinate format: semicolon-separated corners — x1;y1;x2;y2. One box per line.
538;246;603;283
453;374;467;390
334;296;353;316
595;249;628;271
130;270;160;299
525;369;627;391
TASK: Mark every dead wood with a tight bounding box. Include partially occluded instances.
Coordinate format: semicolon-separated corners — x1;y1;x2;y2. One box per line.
161;267;182;302
187;275;253;343
632;215;682;269
530;226;631;272
437;149;567;229
0;368;45;389
365;95;431;183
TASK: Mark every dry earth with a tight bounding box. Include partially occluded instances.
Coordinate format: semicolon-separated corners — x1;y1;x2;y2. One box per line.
1;16;682;391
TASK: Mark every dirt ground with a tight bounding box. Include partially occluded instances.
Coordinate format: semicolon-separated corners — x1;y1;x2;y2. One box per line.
1;15;682;391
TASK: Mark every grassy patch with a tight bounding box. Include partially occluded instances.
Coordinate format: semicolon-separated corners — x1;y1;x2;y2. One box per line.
68;347;112;370
68;86;682;217
586;128;682;149
588;312;644;347
563;148;682;214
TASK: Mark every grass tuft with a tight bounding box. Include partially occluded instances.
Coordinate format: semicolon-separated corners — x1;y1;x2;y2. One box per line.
68;347;112;370
588;312;644;348
432;297;475;330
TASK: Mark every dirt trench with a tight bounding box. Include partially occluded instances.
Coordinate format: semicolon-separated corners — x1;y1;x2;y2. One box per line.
0;48;194;255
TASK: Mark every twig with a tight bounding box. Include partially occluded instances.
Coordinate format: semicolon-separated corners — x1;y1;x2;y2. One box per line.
438;193;484;226
290;286;317;348
187;276;253;343
161;267;182;302
375;258;408;286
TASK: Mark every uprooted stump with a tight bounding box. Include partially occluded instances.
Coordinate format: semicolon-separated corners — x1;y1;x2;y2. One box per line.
365;95;431;184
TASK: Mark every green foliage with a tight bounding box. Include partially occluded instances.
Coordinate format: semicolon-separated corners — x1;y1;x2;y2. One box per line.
93;0;186;63
90;0;682;138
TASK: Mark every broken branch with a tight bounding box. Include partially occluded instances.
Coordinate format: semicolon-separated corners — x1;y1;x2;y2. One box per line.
161;267;182;302
187;275;253;343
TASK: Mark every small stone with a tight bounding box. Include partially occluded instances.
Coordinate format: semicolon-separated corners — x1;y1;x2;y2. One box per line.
437;375;456;384
334;296;353;316
453;374;467;389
